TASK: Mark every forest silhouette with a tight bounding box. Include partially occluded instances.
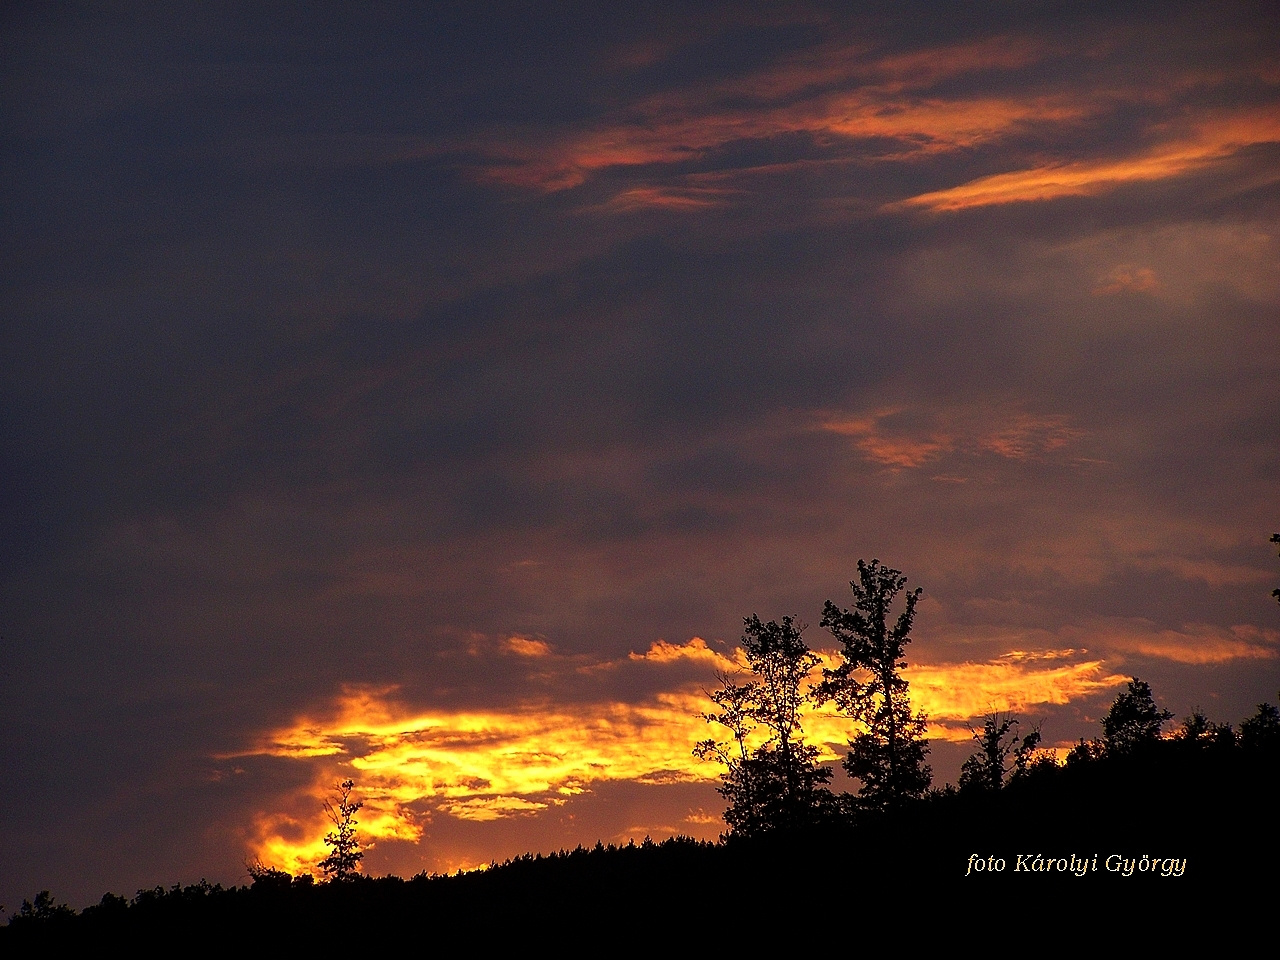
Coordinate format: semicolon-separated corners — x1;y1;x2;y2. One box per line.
6;549;1279;941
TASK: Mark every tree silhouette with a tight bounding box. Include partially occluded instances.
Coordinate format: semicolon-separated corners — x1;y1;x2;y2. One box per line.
11;891;75;926
695;615;833;834
318;779;364;881
958;712;1042;792
818;560;931;810
1239;697;1280;751
1101;678;1172;755
1174;709;1236;751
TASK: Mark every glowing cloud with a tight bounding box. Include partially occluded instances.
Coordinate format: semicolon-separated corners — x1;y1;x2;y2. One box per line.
627;636;741;670
910;653;1129;725
468;37;1087;196
235;634;1140;873
234;640;739;873
899;110;1280;211
506;636;552;657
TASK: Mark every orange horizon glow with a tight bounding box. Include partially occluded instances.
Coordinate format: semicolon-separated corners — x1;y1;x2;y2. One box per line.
232;636;1162;875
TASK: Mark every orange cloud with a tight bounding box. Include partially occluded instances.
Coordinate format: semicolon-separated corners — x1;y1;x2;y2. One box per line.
506;636;552;657
477;92;1080;195
978;414;1083;459
235;635;1143;873
628;636;740;671
819;409;953;468
469;37;1086;196
439;796;549;822
234;640;741;874
910;653;1128;723
899;108;1280;211
818;407;1084;469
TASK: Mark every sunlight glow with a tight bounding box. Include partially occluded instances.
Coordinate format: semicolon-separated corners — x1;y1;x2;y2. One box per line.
236;637;1139;874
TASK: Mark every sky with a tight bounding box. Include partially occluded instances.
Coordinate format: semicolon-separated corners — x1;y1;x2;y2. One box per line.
3;1;1279;910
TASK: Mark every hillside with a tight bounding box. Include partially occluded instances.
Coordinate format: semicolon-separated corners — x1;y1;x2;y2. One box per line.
6;734;1274;944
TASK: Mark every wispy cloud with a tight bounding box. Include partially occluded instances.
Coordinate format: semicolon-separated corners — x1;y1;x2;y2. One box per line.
899;110;1280;211
1080;620;1279;665
468;36;1082;202
910;653;1128;740
467;31;1280;216
818;406;1084;470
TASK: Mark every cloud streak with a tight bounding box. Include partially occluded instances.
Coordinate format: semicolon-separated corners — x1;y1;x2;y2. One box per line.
818;406;1085;471
900;110;1280;211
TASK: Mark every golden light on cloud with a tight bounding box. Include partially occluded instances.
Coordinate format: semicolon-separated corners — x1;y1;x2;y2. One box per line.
236;639;737;873
899;109;1280;211
439;797;549;822
506;635;552;657
234;635;1149;873
910;653;1129;729
628;636;742;670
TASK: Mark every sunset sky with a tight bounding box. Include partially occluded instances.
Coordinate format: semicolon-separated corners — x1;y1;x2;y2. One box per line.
3;1;1279;910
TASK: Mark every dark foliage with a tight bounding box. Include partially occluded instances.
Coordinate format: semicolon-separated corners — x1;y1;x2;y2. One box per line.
818;559;931;809
958;713;1043;793
318;779;363;881
9;711;1278;945
1239;698;1280;751
695;615;835;834
1174;710;1236;751
1101;677;1174;755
